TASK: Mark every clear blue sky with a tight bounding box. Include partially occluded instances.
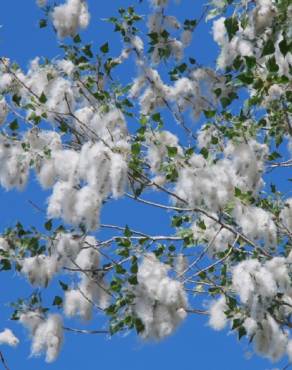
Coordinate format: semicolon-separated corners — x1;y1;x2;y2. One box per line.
0;1;285;369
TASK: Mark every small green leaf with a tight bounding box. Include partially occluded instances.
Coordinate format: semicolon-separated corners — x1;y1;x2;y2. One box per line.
197;220;206;230
39;92;47;104
73;34;81;43
167;146;178;157
151;112;161;122
244;56;256;69
135;318;145;334
266;57;279;73
59;121;68;133
9;119;19;131
204;110;216;118
59;280;68;291
237;73;253;85
268;151;281;161
279;37;290;57
124;225;132;238
115;265;126;274
261;39;275;56
238;326;247;340
131;142;141;155
234;187;242;197
224;17;239;41
44;219;52;231
53;296;63;306
1;259;11;271
12;94;21;106
100;42;109;53
39;19;47;28
200;147;209;159
128;275;138;285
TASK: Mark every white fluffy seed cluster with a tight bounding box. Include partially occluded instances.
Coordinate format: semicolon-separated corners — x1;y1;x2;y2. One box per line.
20;312;63;363
20;234;105;292
146;130;183;176
208;295;228;331
19;234;109;361
212;0;291;75
130;67;231;119
64;274;109;320
63;236;110;320
175;140;267;210
146;133;275;252
0;98;8;125
192;215;235;255
0;58;130;229
0;329;19;347
146;0;190;64
134;253;188;339
45;142;128;230
232;203;277;248
209;254;292;361
0;61;129;229
0;136;30;190
52;0;90;38
0;133;128;231
280;198;292;232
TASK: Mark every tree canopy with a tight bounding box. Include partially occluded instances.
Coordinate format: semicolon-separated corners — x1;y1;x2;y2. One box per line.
0;0;291;367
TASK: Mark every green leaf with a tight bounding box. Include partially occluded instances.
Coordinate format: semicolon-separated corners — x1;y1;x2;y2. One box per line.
59;121;68;133
237;73;253;85
197;220;206;230
59;280;68;291
172;216;183;227
39;19;47;28
234;187;242;197
110;279;122;292
115;265;126;274
268;151;281;161
39;92;47;104
167;146;178;157
100;42;109;53
279;37;290;57
200;147;209;159
130;262;138;274
151;112;161;122
83;44;93;58
232;318;242;330
12;94;21;106
128;275;138;285
238;326;247;340
177;63;187;73
1;259;11;271
131;142;141;156
261;39;275;56
224;17;239;41
73;34;81;43
135;318;145;334
9;119;19;131
211;136;218;145
204;110;216;118
124;225;132;238
266;57;279;73
220;97;231;108
53;296;63;306
44;219;53;231
244;56;256;69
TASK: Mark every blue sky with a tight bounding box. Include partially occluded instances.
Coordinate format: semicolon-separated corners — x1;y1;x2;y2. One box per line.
0;1;286;369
